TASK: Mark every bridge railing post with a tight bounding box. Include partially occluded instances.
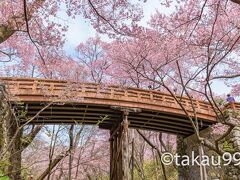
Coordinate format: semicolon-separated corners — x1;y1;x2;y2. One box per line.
32;80;37;93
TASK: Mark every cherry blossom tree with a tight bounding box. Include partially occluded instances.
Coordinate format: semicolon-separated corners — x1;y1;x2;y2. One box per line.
76;36;111;83
1;0;240;179
0;0;144;66
102;0;240;178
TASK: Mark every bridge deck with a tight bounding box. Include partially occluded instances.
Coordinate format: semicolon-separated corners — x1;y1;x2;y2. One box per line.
0;77;228;136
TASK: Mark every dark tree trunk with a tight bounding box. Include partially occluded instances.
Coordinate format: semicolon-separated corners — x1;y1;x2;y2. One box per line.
8;117;22;180
0;84;22;180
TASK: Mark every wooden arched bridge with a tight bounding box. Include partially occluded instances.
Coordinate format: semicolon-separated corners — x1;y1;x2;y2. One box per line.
0;77;222;136
1;77;240;179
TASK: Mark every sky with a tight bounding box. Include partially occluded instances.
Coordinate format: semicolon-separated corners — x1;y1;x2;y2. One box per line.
63;0;164;55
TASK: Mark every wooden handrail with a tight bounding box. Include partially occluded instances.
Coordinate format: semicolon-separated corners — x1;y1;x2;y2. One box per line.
1;77;233;121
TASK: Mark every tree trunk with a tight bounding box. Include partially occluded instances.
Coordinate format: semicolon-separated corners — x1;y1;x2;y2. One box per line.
0;84;22;179
8;120;22;180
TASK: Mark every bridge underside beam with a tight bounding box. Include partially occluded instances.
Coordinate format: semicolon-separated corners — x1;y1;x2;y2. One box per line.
15;103;212;136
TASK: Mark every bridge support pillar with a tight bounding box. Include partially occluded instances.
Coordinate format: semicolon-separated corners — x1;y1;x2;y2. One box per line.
110;111;130;180
178;128;214;180
182;126;240;180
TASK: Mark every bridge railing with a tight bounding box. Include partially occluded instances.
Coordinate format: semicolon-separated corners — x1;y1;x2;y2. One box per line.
0;77;219;118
